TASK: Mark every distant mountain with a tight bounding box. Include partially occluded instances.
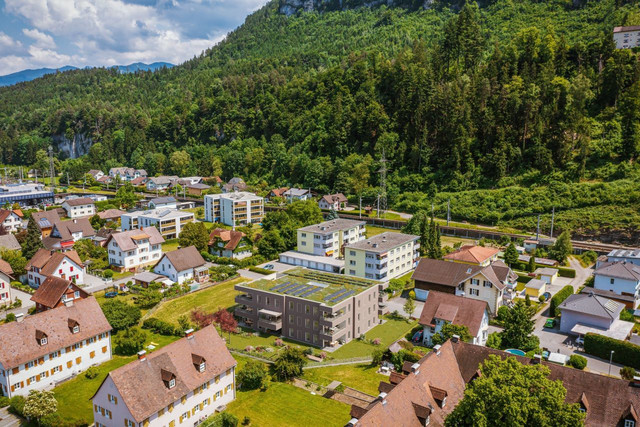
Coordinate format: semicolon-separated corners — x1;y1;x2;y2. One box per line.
0;62;174;86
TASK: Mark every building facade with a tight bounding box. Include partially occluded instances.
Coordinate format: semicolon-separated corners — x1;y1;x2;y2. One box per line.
31;276;90;312
153;246;209;284
106;227;164;272
26;249;85;288
0;209;24;232
208;229;252;259
121;209;194;240
344;232;419;281
61;198;96;219
614;26;640;49
0;297;112;398
297;219;366;258
204;192;264;226
0;261;13;306
594;261;640;308
0;183;54;207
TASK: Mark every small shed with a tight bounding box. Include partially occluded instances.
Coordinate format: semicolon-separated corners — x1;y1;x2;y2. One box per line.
535;267;559;284
525;278;546;298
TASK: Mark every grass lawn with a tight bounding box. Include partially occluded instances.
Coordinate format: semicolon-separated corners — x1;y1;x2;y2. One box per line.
153;277;246;325
162;238;181;252
302;363;385;396
329;317;419;360
226;328;316;359
53;332;179;424
365;225;400;238
226;382;350;427
441;236;476;248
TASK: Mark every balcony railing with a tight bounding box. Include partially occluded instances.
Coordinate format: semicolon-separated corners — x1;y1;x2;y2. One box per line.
235;294;253;304
258;318;282;331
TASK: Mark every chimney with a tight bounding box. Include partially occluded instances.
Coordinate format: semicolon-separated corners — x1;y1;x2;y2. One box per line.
185;328;194;339
411;362;420;375
377;392;388;405
64;299;73;307
137;350;147;361
73;219;77;224
533;354;542;364
15;313;24;323
433;344;442;355
451;334;460;343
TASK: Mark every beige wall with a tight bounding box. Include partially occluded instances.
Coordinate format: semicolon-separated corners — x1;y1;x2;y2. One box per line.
462;272;501;314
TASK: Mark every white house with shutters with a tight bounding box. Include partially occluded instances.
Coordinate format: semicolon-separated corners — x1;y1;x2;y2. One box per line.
26;249;85;288
0;297;112;397
0;260;12;307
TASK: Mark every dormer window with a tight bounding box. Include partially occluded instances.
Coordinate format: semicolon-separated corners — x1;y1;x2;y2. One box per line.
68;319;79;334
40;338;48;345
169;378;176;389
192;354;206;372
73;326;79;334
36;330;48;346
199;362;206;372
161;368;176;389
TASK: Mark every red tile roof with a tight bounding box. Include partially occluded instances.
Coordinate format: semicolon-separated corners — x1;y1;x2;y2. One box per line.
31;276;89;309
418;291;488;336
26;249;84;276
443;245;499;264
209;228;247;250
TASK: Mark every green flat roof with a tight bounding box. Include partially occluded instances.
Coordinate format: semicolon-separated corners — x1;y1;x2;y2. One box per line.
238;267;379;306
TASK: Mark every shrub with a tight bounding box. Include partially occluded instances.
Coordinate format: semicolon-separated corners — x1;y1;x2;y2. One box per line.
486;332;502;349
496;306;509;322
207;412;239;427
550;285;574;317
408;290;416;300
242;416;251;426
557;267;576;278
581;251;598;265
4;313;16;323
103;269;114;278
0;396;9;407
319;351;327;359
538;295;546;303
584;333;640;370
101;300;141;331
273;338;284;347
9;395;25;416
303;347;313;355
372;348;384;366
85;366;100;379
620;366;638;381
567;355;587;370
142;318;179;336
237;361;270;391
372;338;382;346
114;327;147;356
620;309;635;322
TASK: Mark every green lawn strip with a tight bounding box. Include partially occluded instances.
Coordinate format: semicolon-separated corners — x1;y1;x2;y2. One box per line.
152;278;246;325
226;382;350;427
365;225;400;238
162;239;181;252
53;332;180;424
227;328;316;359
329;317;418;360
302;364;385;396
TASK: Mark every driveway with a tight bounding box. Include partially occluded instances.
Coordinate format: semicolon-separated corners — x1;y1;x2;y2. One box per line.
256;261;295;275
0;287;35;321
385;295;424;318
0;407;21;427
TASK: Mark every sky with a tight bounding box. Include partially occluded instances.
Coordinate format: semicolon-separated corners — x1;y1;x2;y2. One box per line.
0;0;269;75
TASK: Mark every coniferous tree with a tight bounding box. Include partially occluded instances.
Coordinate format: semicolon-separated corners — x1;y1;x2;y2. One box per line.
22;217;43;260
504;243;519;267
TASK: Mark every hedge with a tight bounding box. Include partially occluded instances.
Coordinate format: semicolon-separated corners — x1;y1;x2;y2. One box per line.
142;317;180;336
248;266;274;275
584;333;640;370
550;285;574;317
557;267;576;278
516;273;533;284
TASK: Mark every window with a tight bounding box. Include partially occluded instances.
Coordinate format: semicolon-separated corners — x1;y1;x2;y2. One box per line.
169;378;176;389
350;251;355;256
349;270;356;275
72;326;79;334
40;338;47;345
483;281;491;288
610;278;615;285
624;421;635;427
349;260;356;266
199;362;206;372
470;289;479;296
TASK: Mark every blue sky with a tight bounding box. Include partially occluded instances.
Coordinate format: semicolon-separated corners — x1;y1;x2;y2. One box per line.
0;0;269;75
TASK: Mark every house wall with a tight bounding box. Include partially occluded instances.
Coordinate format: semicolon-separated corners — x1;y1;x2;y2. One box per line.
92;366;235;427
153;258;193;285
1;213;22;232
63;203;96;219
594;274;639;297
0;272;11;305
525;285;545;298
108;239;162;271
345;239;418;281
559;310;612;334
28;257;85;288
412;283;457;301
614;30;640;49
204;195;264;226
422;310;488;347
0;331;111;398
278;253;342;274
36;283;86;312
462;273;501;314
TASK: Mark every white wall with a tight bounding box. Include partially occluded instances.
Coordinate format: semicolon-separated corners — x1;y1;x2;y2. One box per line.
0;272;11;305
614;30;640;49
559;310;612;334
28;257;85;288
108;239;162;271
594;274;639;297
153;257;193;284
1;213;22;232
63;203;96;219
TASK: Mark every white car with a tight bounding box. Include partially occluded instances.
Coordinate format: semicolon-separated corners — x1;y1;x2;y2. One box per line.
575;336;584;346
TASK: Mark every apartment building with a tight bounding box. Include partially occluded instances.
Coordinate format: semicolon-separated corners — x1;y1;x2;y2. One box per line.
204;192;264;226
106;227;164;272
234;268;382;348
91;326;236;427
614;26;640;49
108;168;147;181
26;249;85;288
61;197;96;219
0;259;13;306
0;209;24;232
297;219;366;258
0;297;112;398
344;232;420;281
121;209;194;240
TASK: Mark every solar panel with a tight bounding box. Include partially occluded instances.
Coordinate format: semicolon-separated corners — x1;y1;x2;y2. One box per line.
283;284;306;294
323;289;346;301
289;286;309;296
300;287;320;298
604;299;619;313
270;281;291;292
331;290;356;303
277;282;298;293
292;285;316;296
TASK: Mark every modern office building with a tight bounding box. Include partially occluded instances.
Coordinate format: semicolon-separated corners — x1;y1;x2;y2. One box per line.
0;183;54;207
121;209;194;240
234;268;383;348
344;232;420;281
204;192;264;226
297;219;366;258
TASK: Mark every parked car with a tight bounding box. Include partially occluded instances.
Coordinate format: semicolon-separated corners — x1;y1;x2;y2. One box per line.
542;292;551;301
575;336;584;346
412;330;423;343
544;318;556;328
264;264;274;270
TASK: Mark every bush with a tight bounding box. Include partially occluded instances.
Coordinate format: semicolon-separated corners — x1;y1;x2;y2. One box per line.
207;412;239;427
567;355;587;370
248;266;274;275
372;338;382;346
496;306;509;322
620;309;635;322
85;366;100;379
101;300;142;331
237;361;270;391
486;332;502;349
0;396;9;407
557;267;576;278
142;318;179;336
581;251;598;265
114;327;147;356
584;333;640;370
9;395;25;416
103;269;114;278
620;366;638;381
4;313;16;323
408;290;416;300
550;285;574;317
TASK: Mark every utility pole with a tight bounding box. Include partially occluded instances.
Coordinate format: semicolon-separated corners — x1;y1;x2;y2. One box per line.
550;206;555;238
536;214;541;241
359;195;362;219
48;145;55;192
376;195;380;219
446;199;451;226
378;150;388;219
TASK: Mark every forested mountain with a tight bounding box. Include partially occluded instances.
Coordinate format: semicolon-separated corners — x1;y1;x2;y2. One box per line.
1;0;639;240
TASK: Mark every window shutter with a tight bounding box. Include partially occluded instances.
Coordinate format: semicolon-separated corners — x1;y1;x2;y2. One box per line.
102;346;107;353
124;420;128;427
59;365;62;372
94;404;98;412
50;368;54;375
10;385;15;392
26;378;31;385
67;361;72;368
38;357;44;365
36;374;40;382
179;415;183;424
101;408;105;416
12;367;18;375
109;412;112;420
90;351;95;358
169;421;175;427
181;396;186;404
76;357;82;364
24;363;28;371
20;381;24;387
168;403;173;412
114;396;118;404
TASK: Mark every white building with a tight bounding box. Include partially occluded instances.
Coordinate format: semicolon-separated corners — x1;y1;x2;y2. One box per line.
108;168;147;182
91;326;236;427
593;261;640;309
344;232;419;281
154;246;209;284
204;192;264;226
0;259;13;306
148;196;178;210
0;209;24;232
26;249;85;288
121;209;194;240
61;197;96;219
297;219;366;258
0;297;112;398
106;227;165;272
614;26;640;49
603;248;640;267
146;176;178;191
283;188;312;202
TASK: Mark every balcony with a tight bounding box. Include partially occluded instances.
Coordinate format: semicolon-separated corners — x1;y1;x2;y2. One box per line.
235;294;253;304
235;307;255;318
258;309;283;331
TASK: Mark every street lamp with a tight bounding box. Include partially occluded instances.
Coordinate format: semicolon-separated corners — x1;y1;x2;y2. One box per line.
608;350;615;376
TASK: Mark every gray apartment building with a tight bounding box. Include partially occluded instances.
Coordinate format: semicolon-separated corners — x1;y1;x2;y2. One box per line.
234;268;383;348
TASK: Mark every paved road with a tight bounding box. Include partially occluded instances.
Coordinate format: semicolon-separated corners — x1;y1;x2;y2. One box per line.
0;287;35;321
0;407;21;427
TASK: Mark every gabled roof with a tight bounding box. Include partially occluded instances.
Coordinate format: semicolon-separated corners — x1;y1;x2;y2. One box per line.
0;234;21;251
51;218;96;241
95;326;236;423
0;258;13;275
443;245;499;264
26;248;84;275
63;197;94;207
595;261;640;282
160;246;206;272
320;193;348;204
614;25;640;33
0;297;111;369
87;169;102;176
269;187;289;197
558;292;623;320
412;258;480;287
209;228;247;250
284;188;310;197
97;209;126;220
148;176;178;185
418;291;488;336
0;209;22;223
106;227;164;251
150;196;176;205
32;210;61;230
31;277;89;309
186;183;210;190
130;177;147;185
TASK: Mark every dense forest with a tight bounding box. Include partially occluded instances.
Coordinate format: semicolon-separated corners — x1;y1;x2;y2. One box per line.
0;0;639;240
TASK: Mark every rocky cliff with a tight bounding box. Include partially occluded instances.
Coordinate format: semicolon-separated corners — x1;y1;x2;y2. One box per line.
53;133;93;159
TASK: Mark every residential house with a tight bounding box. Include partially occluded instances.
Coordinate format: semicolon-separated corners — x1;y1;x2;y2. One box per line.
31;210;61;238
593;261;640;309
318;193;348;211
87;170;104;181
0;209;24;232
121;209;194;240
266;187;288;202
87;194;108;203
0;234;21;252
31;276;89;313
614;26;640;49
344;232;419;281
61;197;96;219
108;168;147;182
348;338;640;427
93;228;118;248
558;292;634;341
603;248;640;267
235;267;382;347
146;176;178;192
443;245;500;267
580;287;637;310
43;217;96;250
0;259;13;307
297;219;366;258
26;249;85;288
130;176;148;186
91;326;236;427
525;279;546;299
283;188;311;202
98;209;126;222
518;254;559;267
208;229;252;259
106;227;164;272
419;291;489;346
221;177;247;193
131;271;173;288
534;267;559;284
186;183;211;196
412;258;517;314
153;246;209;284
96;176;112;185
204;192;264;226
149;196;178;210
0;297;112;398
174;177;203;187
